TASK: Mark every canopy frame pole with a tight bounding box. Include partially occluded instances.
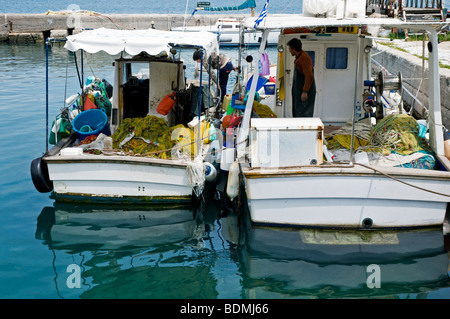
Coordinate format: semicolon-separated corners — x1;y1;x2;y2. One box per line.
73;51;83;91
197;49;204;157
350;30;362;164
45;38;50;153
208;54;212;119
81;49;84;90
236;29;269;161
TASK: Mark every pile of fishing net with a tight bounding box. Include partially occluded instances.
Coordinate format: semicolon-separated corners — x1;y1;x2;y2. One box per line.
326;121;372;150
368;114;431;155
110;115;206;195
326;114;435;169
111;115;197;159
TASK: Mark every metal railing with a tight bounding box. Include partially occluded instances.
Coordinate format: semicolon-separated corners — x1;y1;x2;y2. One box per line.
367;0;444;9
367;0;445;18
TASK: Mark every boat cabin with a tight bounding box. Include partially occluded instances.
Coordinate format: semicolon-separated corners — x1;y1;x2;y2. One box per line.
111;55;186;131
276;30;373;124
239;15;448;167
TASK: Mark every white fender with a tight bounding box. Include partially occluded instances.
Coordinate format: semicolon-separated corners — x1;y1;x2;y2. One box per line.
226;161;240;200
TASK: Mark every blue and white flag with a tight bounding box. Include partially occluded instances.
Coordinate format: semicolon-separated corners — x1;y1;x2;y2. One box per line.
254;0;269;28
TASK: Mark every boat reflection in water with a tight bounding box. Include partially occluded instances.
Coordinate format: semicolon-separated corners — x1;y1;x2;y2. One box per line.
37;203;196;250
34;202;449;299
240;213;450;299
35;201;242;299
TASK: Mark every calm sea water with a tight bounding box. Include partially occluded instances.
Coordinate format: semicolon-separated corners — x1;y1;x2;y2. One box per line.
0;1;450;301
0;0;304;14
0;0;449;14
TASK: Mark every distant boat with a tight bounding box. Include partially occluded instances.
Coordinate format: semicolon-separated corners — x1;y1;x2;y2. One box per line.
172;1;279;46
172;18;280;47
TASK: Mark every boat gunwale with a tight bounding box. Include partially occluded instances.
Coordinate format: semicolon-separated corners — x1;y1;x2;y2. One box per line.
241;163;450;180
44;153;190;168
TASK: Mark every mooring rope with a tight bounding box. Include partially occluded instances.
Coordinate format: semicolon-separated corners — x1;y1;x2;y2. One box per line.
354;162;450;198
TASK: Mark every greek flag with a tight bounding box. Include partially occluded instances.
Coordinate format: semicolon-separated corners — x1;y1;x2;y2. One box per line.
254;0;269;28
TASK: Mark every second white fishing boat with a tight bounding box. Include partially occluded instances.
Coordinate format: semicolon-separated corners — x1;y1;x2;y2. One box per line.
232;1;450;229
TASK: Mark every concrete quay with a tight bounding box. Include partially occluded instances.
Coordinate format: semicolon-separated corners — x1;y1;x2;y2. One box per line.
0;12;248;43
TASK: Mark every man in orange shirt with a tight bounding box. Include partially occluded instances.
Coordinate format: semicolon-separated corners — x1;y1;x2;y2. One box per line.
287;38;316;117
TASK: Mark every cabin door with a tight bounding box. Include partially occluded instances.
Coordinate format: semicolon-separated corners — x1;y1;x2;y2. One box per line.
280;42;323;119
302;44;323;119
319;41;358;124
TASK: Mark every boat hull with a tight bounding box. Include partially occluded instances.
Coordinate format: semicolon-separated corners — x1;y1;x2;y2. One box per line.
241;165;450;229
45;154;193;204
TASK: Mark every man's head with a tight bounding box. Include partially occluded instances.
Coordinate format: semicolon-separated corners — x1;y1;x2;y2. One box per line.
193;50;202;63
287;38;302;56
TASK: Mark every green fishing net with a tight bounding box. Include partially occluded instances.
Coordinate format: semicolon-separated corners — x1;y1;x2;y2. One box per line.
325;114;435;169
369;114;432;156
111;116;197;159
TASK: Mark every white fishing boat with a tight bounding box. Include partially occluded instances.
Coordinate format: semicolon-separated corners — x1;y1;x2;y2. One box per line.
172;0;279;46
173;18;280;47
31;27;220;204
229;0;450;229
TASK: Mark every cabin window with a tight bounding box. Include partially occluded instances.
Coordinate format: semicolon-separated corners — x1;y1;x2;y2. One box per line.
306;51;315;67
326;47;348;69
222;25;233;28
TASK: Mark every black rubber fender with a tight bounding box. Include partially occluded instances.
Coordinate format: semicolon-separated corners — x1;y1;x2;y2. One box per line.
30;157;53;193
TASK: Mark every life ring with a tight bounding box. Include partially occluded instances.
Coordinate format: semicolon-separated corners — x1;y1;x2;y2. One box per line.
31;157;53;193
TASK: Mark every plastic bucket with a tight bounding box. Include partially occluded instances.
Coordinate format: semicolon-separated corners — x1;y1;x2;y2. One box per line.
72;109;111;140
417;120;427;138
264;84;275;95
246;75;269;92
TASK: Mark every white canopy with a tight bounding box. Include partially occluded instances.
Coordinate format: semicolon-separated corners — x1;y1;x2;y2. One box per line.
64;27;219;57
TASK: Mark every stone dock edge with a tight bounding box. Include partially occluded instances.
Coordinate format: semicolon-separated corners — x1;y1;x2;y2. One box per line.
0;13;247;42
